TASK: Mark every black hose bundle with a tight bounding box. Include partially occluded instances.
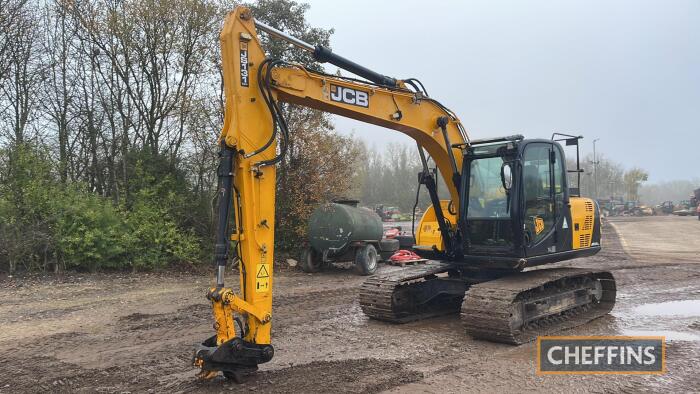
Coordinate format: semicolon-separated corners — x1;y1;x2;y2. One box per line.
246;58;292;167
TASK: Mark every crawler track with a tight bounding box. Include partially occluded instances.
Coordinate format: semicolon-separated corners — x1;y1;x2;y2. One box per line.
461;268;616;344
360;262;464;323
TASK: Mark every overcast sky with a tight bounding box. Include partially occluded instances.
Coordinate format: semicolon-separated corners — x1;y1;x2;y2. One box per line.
300;0;699;182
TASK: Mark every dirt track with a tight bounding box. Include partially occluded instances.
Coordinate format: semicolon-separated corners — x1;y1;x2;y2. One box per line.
1;216;699;393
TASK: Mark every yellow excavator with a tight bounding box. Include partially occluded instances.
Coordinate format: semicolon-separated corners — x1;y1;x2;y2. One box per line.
193;6;616;381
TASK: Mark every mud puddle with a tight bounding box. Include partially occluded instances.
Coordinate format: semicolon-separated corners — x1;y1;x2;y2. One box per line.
632;300;700;317
621;329;700;342
613;298;700;342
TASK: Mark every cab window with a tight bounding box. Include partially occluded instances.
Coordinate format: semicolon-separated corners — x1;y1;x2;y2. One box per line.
467;156;508;218
523;144;554;244
553;147;566;212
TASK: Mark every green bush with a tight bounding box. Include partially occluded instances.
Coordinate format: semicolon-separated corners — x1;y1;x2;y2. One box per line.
121;184;201;270
0;145;58;272
54;184;201;272
0;144;203;273
54;188;127;272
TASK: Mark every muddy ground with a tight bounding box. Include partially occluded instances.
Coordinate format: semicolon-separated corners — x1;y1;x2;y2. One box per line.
1;216;699;393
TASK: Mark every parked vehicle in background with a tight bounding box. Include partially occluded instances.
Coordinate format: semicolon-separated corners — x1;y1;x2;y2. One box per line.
692;188;700;210
674;189;700;217
302;200;399;275
600;198;654;216
598;197;625;217
374;204;402;222
673;200;696;216
622;201;639;216
654;201;674;215
634;205;654;216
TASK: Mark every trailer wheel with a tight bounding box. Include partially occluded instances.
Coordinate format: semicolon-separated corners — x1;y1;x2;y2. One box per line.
355;244;378;276
300;247;322;273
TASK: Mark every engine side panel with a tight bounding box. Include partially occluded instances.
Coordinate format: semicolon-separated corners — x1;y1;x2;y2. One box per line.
570;197;600;249
415;200;456;252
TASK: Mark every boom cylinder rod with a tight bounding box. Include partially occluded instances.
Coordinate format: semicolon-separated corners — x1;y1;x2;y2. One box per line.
254;20;315;52
254;20;398;87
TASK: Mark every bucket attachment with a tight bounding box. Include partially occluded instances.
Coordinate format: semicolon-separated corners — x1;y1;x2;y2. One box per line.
193;335;274;382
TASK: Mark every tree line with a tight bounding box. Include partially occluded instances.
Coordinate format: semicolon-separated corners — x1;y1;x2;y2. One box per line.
356;142;449;214
1;0;673;275
0;0;364;273
567;153;649;202
573;152;700;206
360;147;658;212
639;180;700;206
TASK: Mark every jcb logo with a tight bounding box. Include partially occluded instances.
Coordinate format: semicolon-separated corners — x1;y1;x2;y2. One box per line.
330;84;369;108
534;217;545;235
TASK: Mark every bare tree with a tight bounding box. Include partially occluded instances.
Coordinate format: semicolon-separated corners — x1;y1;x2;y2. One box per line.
569;154;625;199
40;0;82;182
0;0;44;144
623;167;649;202
72;0;218;154
0;0;29;82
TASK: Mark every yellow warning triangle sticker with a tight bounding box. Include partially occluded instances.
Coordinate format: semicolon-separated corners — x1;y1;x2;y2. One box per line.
257;264;270;278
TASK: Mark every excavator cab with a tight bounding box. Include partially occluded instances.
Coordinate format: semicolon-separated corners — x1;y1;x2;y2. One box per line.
456;135;600;270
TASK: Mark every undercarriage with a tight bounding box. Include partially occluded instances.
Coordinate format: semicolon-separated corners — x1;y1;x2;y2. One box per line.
360;262;466;323
360;263;616;344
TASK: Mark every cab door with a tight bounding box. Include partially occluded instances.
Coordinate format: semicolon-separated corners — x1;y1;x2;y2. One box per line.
521;142;569;256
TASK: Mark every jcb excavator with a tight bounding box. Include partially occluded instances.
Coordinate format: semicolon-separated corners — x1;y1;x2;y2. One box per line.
193;6;616;381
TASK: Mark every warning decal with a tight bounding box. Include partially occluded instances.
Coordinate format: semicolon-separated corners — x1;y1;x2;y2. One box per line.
255;263;270;293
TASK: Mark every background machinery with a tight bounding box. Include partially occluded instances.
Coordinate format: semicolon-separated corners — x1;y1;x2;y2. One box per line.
193;7;616;381
654;201;674;215
301;200;399;275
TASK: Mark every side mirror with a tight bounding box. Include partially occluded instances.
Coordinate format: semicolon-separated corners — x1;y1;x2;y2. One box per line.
501;163;513;190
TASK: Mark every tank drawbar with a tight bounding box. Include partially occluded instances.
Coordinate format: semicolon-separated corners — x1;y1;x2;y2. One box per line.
461;268;616;344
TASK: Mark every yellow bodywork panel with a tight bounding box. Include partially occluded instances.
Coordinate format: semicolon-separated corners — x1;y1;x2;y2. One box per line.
415;200;456;252
570;197;596;249
270;67;465;207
